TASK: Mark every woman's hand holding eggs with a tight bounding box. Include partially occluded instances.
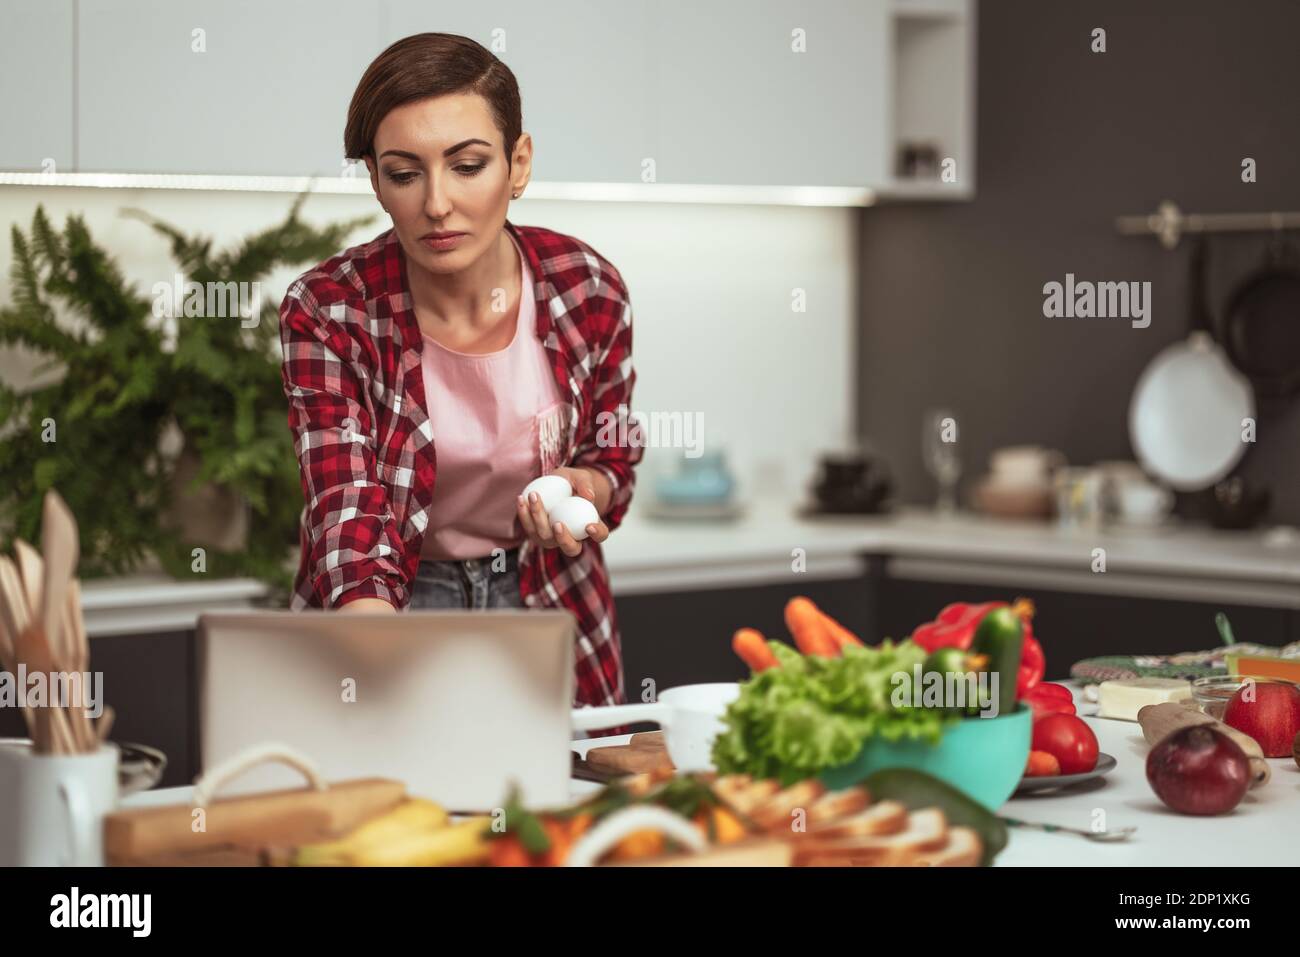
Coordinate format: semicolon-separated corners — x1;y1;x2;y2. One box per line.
550;496;601;541
521;474;572;513
518;469;610;557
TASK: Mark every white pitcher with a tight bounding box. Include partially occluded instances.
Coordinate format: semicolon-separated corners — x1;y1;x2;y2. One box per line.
0;739;119;866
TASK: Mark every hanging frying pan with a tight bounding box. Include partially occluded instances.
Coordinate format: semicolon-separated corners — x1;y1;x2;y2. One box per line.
1220;231;1300;400
1128;237;1255;491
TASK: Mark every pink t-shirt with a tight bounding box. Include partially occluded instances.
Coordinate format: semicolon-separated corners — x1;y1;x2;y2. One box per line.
419;233;568;561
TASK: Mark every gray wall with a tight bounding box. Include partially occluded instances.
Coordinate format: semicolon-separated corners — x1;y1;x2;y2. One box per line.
857;0;1300;524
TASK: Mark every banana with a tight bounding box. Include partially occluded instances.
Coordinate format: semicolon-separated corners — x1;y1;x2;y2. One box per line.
294;798;450;866
342;798;450;844
347;817;492;867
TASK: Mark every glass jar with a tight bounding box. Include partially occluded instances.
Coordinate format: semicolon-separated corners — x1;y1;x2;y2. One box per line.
1191;674;1299;721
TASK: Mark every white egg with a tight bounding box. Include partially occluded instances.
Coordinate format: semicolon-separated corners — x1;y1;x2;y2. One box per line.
550;495;600;541
521;475;572;513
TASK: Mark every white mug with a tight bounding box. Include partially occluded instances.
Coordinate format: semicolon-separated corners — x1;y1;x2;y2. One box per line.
1116;480;1174;524
571;683;739;772
990;446;1065;488
0;740;119;866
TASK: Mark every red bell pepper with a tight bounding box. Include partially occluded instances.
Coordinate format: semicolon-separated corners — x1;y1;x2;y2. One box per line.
911;601;1003;652
1017;633;1045;698
1026;680;1072;701
909;597;1046;700
1023;682;1076;720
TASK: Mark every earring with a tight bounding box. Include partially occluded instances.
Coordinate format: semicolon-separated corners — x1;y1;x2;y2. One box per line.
512;191;520;199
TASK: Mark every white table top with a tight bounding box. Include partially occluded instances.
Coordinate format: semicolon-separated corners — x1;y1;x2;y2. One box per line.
127;687;1297;866
571;685;1299;866
995;689;1299;866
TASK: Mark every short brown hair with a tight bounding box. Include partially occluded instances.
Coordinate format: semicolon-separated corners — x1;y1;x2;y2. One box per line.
344;33;522;166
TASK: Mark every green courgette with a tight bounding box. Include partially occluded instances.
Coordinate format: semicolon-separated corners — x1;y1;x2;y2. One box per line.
971;606;1024;719
863;768;1007;866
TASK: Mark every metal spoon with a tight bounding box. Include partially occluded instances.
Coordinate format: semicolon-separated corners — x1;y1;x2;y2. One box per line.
1000;816;1137;842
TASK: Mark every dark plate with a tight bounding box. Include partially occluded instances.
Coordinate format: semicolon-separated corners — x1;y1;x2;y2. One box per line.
1014;752;1117;794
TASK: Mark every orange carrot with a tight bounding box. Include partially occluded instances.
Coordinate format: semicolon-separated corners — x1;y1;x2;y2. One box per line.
732;628;779;672
784;597;839;657
1025;750;1060;777
820;609;864;650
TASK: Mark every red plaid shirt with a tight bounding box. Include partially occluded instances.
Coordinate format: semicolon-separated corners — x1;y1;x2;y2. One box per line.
278;220;642;708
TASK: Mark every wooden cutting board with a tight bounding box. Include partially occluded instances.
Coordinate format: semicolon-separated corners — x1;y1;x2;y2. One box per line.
583;731;675;777
104;778;407;866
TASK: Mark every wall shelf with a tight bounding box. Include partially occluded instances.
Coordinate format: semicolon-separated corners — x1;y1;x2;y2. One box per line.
887;0;977;201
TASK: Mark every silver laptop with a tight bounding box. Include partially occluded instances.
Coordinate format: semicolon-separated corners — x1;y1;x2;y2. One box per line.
196;610;575;812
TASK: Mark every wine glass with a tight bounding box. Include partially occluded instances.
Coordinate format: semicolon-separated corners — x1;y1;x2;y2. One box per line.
922;409;962;516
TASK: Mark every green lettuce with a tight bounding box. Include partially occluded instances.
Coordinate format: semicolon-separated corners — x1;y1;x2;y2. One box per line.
711;639;958;785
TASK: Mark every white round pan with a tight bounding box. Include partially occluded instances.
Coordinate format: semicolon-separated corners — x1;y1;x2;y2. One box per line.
1128;331;1254;491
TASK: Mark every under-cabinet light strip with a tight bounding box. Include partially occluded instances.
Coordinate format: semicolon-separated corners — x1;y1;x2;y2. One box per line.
0;171;876;207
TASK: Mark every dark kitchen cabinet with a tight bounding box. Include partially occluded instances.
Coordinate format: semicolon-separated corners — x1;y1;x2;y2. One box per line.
614;562;1296;699
613;572;877;696
0;630;198;789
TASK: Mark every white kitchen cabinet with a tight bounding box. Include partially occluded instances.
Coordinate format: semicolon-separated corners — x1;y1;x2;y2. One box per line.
648;0;891;187
0;0;74;171
389;0;894;189
380;0;656;184
44;0;975;201
76;0;386;176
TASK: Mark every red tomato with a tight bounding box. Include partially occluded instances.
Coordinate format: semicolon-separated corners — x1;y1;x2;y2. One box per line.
1031;713;1099;774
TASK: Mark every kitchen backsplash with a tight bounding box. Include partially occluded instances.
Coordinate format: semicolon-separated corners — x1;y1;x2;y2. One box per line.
0;187;858;508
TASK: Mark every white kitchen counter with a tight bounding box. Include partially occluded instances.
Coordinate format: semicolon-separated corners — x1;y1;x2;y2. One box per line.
80;574;268;637
605;498;1300;608
81;498;1300;636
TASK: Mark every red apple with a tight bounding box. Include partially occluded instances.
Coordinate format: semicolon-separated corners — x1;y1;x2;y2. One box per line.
1222;679;1300;758
1146;726;1250;815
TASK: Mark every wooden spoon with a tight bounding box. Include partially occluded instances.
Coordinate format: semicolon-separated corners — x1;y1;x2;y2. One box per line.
0;556;30;646
41;490;80;665
62;583;95;751
95;705;116;745
12;539;44;623
0;580;36;739
0;584;14;671
12;624;76;753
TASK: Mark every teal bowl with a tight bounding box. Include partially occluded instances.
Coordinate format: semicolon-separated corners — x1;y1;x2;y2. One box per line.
819;706;1033;810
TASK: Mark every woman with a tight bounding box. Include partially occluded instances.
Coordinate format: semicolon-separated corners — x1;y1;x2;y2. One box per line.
279;33;643;709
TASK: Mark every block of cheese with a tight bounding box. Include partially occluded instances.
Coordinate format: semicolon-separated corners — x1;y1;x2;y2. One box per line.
1097;678;1192;721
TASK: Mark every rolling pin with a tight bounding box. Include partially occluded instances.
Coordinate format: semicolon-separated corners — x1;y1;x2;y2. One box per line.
1137;702;1270;788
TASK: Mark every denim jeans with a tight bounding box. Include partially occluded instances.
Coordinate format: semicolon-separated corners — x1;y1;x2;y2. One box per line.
409;546;524;610
407;545;589;739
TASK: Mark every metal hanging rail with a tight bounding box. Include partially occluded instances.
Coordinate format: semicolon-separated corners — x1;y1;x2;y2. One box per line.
1115;200;1300;250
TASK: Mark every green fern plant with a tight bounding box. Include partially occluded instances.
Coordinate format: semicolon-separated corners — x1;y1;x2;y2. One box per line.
0;197;373;598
